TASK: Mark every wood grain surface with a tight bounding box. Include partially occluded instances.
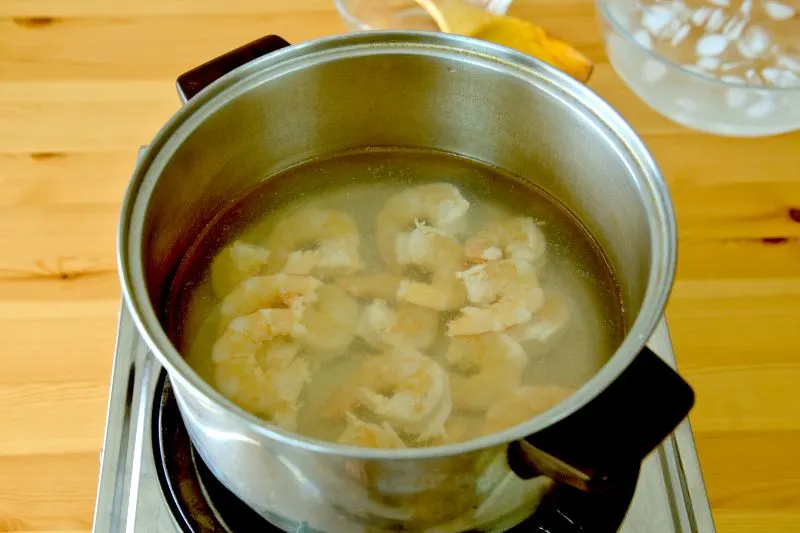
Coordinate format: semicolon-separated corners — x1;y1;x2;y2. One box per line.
0;0;798;531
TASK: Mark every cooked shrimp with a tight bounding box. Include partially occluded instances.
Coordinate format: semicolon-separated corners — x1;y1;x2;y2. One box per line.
281;250;317;275
338;412;407;449
375;183;469;272
356;347;452;441
464;217;545;265
265;208;364;277
338;273;402;301
445;333;527;412
210;240;270;297
212;308;310;429
301;284;360;356
481;385;574;435
219;274;322;328
356;299;439;351
428;415;481;445
394;222;467;311
507;292;570;344
447;260;544;336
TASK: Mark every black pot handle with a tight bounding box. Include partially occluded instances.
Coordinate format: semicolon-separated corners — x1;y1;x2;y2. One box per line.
508;345;695;492
176;35;292;103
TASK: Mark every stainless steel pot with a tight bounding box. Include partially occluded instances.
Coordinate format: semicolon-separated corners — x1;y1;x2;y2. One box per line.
118;31;694;532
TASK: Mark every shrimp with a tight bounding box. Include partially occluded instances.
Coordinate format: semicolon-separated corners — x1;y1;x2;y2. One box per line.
356;347;453;441
219;274;322;328
338;273;402;301
375;183;469;273
281;250;317;275
338;412;407;449
212;308;310;429
301;284;360;356
447;260;544;336
445;333;528;412
481;385;574;435
394;222;467;311
464;217;546;265
209;240;270;297
507;292;570;344
265;208;364;277
428;415;481;445
356;299;439;351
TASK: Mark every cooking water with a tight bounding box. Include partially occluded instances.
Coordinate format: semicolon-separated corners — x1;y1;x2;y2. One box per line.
175;149;624;448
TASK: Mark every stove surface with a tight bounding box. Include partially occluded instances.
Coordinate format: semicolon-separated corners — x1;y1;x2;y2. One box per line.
93;304;715;532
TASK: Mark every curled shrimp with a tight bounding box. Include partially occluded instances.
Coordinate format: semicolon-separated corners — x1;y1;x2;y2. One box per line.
507;292;570;345
356;299;439;352
481;385;574;435
265;208;364;277
447;260;544;336
464;217;546;265
338;412;407;449
209;240;270;298
356;347;453;441
212;308;310;429
300;284;360;357
445;333;528;412
375;183;470;273
219;274;322;329
394;222;467;311
338;273;402;302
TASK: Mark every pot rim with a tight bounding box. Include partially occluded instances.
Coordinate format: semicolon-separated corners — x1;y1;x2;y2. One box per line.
118;30;676;460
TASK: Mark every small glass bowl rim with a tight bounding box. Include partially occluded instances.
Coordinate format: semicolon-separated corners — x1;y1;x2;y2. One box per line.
596;0;800;93
334;0;375;31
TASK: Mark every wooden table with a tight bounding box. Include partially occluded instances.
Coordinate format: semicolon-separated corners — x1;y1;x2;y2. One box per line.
0;0;797;531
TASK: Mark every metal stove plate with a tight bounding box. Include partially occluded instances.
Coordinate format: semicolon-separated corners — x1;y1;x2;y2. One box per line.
93;304;715;532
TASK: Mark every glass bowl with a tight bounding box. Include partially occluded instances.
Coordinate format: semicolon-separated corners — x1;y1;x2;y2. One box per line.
334;0;512;31
596;0;800;137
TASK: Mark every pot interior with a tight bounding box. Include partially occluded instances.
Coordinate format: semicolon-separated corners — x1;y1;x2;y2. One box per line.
143;45;657;327
133;36;672;446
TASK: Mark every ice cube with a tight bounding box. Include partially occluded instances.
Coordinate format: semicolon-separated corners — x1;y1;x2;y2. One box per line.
722;16;747;41
764;1;796;21
670;24;691;45
696;34;728;56
641;5;676;34
633;28;654;49
725;88;748;107
745;67;763;84
691;6;711;25
762;67;800;87
642;59;668;82
697;56;721;70
740;0;752;16
745;98;775;118
737;26;771;59
709;0;730;6
705;8;727;31
777;55;800;73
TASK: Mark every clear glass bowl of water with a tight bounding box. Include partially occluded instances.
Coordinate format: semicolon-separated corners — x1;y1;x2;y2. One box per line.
597;0;800;137
335;0;512;31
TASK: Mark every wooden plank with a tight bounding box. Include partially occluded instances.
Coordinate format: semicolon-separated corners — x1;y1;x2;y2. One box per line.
0;453;98;530
0;152;134;207
1;0;333;16
686;366;800;432
0;82;177;153
0;381;109;456
0;204;119;270
696;430;800;510
0;14;344;82
713;511;800;533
